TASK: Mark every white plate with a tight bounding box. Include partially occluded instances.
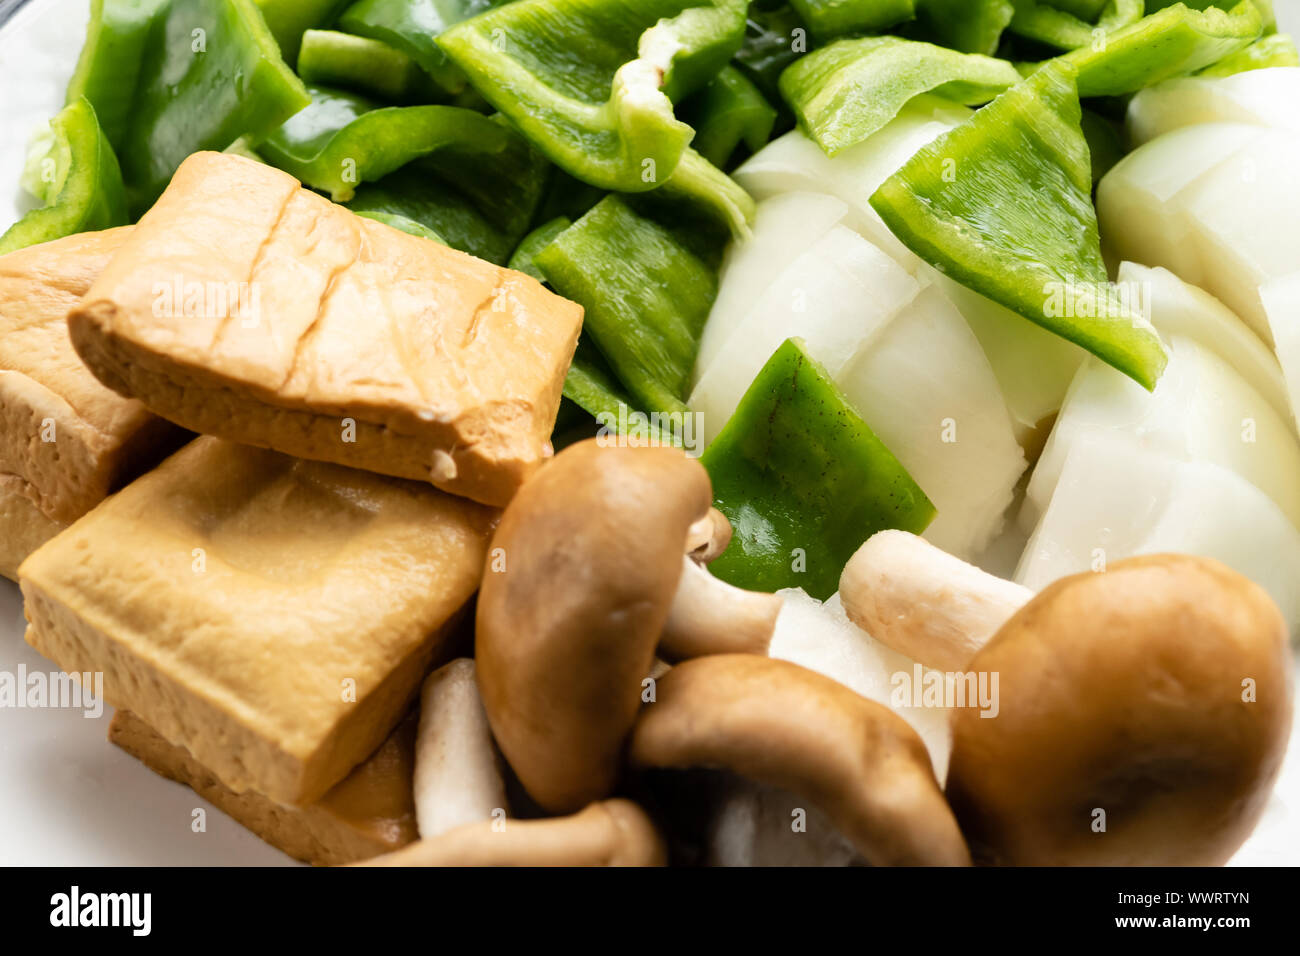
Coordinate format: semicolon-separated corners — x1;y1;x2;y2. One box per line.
0;0;1296;866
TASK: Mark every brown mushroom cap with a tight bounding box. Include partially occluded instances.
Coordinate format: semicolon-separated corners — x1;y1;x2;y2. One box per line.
359;799;666;867
476;438;712;813
628;654;971;866
946;554;1294;866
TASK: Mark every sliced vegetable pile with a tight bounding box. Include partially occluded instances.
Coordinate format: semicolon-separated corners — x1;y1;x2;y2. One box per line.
3;0;1297;605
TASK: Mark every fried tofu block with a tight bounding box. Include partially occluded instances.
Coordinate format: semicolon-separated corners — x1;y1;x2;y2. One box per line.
21;436;495;805
0;475;63;579
110;709;419;866
0;229;185;576
68;152;583;508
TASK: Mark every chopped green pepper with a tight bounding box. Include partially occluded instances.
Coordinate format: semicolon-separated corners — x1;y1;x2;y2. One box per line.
1008;0;1144;50
780;36;1023;156
257;85;525;202
733;4;807;107
560;340;671;444
787;0;915;41
436;0;747;192
680;67;778;170
870;62;1168;390
1080;108;1123;185
342;116;550;264
65;0;167;151
1063;0;1264;96
507;216;572;281
535;197;717;415
68;0;310;216
912;0;1015;56
0;98;127;255
353;209;447;242
1197;31;1299;73
296;29;429;100
649;148;756;242
255;0;350;66
336;0;504;94
702;337;935;600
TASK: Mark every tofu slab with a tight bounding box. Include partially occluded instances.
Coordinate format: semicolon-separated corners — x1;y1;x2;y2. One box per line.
0;229;186;575
110;709;419;866
68;152;584;508
0;474;63;579
21;436;495;805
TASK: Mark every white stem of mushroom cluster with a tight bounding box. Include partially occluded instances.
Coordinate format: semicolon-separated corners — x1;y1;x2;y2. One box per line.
659;557;784;661
413;658;509;840
839;530;1032;671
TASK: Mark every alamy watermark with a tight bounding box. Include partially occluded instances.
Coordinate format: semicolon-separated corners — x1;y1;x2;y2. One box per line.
596;403;705;457
0;665;103;718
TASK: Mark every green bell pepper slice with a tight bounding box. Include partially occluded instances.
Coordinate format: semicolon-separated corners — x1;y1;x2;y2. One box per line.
507;216;572;281
436;0;747;193
1198;31;1299;73
65;0;167;151
258;85;527;202
1147;0;1275;33
345;120;550;265
560;340;671;444
1038;0;1107;18
297;29;429;100
353;209;447;242
786;0;915;41
1063;1;1264;96
66;0;310;216
733;4;807;107
255;0;350;66
680;67;778;170
912;0;1015;56
0;98;127;255
780;37;1023;156
336;0;505;94
535;197;718;416
1080;108;1123;185
870;62;1167;390
702;338;935;600
1008;0;1144;50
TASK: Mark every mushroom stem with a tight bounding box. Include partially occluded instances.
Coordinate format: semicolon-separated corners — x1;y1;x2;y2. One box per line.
659;557;783;661
357;799;667;867
414;659;509;840
839;530;1032;671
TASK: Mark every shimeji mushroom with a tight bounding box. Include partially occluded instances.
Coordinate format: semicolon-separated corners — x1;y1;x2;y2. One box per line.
476;438;782;814
628;654;971;866
361;799;666;867
840;529;1032;670
413;659;509;839
945;554;1293;866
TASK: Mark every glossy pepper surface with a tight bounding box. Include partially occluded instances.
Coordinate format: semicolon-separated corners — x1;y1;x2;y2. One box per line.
702;337;935;600
535;197;717;416
871;63;1167;390
436;0;748;192
781;36;1021;155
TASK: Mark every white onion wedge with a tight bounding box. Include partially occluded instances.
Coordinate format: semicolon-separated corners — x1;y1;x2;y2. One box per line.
835;283;1027;559
1127;66;1300;146
932;270;1087;448
1261;272;1300;429
733;95;970;272
1097;122;1266;302
1023;334;1300;534
694;191;850;386
1117;262;1293;424
1016;433;1300;633
691;224;921;445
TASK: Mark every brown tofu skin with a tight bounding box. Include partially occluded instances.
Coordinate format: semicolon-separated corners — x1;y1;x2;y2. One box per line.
110;709;419;866
68;152;584;508
0;228;186;576
20;436;496;805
